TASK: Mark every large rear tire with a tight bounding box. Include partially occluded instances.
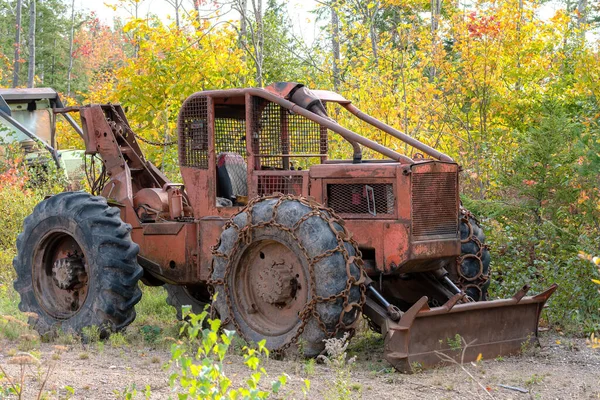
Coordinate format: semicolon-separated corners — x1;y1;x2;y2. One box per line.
211;195;365;357
455;207;491;301
13;192;143;337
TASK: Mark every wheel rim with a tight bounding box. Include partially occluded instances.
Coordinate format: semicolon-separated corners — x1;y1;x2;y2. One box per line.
231;239;309;337
32;230;89;320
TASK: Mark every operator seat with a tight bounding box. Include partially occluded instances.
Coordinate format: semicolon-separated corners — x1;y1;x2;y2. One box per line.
216;152;247;205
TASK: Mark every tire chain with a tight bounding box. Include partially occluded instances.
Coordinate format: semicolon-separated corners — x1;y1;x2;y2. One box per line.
456;206;490;300
208;193;367;355
108;103;178;147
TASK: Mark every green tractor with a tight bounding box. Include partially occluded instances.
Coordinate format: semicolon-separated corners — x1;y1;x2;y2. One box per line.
0;88;85;182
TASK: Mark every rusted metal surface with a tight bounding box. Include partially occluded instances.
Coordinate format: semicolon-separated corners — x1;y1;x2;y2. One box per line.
232;239;310;337
54;82;557;369
71;85;464;286
33;232;89;319
364;284;557;372
130;222;199;284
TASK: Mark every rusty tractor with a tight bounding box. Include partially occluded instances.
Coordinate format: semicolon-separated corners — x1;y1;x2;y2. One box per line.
13;82;556;372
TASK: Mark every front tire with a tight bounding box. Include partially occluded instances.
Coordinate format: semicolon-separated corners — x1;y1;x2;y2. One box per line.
211;195;366;357
13;192;143;337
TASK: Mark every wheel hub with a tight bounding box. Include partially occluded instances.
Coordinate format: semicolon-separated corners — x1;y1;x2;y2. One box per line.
52;254;87;290
232;238;309;337
257;262;296;305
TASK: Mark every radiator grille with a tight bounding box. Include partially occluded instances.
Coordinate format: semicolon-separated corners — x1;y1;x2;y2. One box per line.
258;175;304;196
411;172;458;239
327;184;394;216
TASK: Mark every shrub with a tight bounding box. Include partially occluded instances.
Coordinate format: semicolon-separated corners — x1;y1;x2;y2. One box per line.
0;143;66;286
317;333;359;400
165;307;292;399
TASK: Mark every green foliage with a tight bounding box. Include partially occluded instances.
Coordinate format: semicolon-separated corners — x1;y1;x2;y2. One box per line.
0;0;89;92
0;142;67;287
133;286;175;326
114;384;151;400
446;334;463;351
109;332;128;348
81;325;101;343
139;325;161;344
303;358;315;376
317;333;358;400
165;308;291;400
461;104;600;334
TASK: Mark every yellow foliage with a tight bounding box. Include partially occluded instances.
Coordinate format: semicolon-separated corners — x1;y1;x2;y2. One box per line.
587;333;600;349
85;15;248;177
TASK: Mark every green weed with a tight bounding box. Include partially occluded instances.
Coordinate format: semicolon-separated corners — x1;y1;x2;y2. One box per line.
81;325;101;343
446;334;463;351
318;332;358;400
303;358;315;376
109;332;128;348
525;374;545;385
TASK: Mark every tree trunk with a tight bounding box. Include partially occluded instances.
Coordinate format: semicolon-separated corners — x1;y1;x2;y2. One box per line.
331;2;340;91
38;0;43;84
193;0;202;27
430;0;441;33
577;0;587;26
239;0;248;48
369;23;378;67
368;1;379;67
251;0;263;87
12;0;23;87
27;0;36;88
165;0;181;28
238;0;248;84
51;37;56;86
67;0;75;97
429;0;441;81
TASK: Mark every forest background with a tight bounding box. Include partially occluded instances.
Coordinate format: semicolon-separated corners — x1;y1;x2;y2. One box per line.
0;0;599;334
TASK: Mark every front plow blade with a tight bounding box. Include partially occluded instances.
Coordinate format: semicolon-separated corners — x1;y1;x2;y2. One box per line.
372;284;557;373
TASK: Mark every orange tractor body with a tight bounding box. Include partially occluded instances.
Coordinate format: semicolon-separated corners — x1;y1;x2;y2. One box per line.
14;83;555;372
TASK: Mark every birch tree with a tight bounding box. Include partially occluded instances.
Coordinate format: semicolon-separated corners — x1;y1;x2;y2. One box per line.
12;0;22;87
66;0;74;96
27;0;35;87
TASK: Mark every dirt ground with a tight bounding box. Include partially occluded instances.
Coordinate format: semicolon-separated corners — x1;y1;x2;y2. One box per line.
0;332;599;399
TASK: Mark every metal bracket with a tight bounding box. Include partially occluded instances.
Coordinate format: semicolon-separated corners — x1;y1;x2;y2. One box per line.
365;185;376;216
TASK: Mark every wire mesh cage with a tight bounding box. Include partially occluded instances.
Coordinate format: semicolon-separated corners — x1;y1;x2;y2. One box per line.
257;175;304;196
251;97;327;169
214;106;247;159
178;94;209;169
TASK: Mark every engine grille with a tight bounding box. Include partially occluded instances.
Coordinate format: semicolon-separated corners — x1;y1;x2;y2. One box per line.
411;172;458;239
327;183;394;216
